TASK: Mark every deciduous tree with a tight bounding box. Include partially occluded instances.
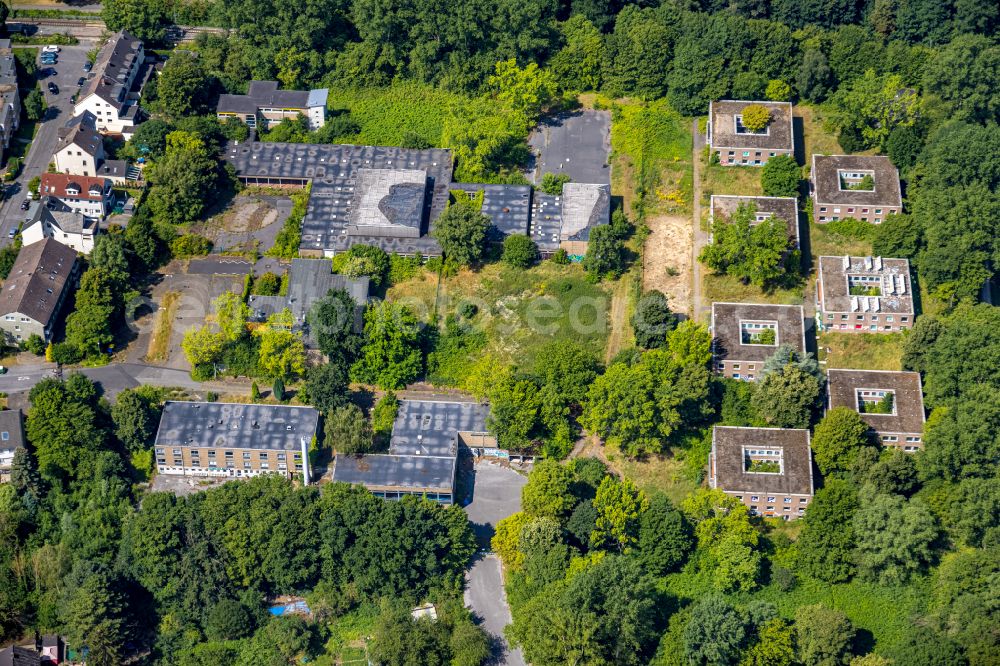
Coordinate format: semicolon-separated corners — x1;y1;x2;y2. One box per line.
432;204;491;267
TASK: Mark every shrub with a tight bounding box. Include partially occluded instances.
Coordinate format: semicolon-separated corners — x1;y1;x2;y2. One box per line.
824;218;876;241
539;172;571;195
372;391;399;448
501;234;539;268
388;253;423;284
266;185;310;259
458;302;478;319
206;391;218;402
761;155;800;197
23;334;46;356
331;244;391;287
741;104;771;132
170;234;212;258
550;248;570;264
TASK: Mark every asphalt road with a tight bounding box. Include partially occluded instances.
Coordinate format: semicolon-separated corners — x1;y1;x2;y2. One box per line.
528;109;612;185
0;361;245;399
464;554;526;666
0;43;94;245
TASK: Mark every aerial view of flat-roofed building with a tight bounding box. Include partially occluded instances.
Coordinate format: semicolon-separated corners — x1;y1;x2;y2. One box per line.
708;100;794;166
709;426;813;520
711;303;806;381
710;195;800;248
827;369;926;451
811;154;902;224
153;402;320;484
332;399;491;504
217;80;328;130
816;255;914;333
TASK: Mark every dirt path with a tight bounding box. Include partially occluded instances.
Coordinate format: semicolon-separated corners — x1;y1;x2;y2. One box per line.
603;278;630;363
691;118;711;324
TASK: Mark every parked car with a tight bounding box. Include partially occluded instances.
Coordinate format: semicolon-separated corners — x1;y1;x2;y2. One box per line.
83;61;92;72
40;56;57;65
77;77;86;87
42;45;60;54
20;199;30;210
7;228;15;239
47;82;59;94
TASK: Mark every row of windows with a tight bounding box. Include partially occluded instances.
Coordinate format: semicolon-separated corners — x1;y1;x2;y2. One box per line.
157;459;303;471
830;324;908;331
737;496;809;504
881;436;921;443
828;314;908;322
820;206;887;214
156;447;301;460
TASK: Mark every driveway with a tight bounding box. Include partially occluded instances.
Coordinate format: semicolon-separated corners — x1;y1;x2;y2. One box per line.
465;554;526;666
0;44;94;244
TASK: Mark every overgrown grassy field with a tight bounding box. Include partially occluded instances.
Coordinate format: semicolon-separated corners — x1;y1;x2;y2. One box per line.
146;291;180;363
818;331;907;370
388;261;611;383
703;273;808;306
327;83;464;148
796;105;843;165
700;162;764;204
808;220;874;258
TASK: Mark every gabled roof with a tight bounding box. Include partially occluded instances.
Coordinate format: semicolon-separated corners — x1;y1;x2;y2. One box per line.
0;238;77;325
55;111;102;156
217;81;328;115
79;30;142;108
40;173;111;202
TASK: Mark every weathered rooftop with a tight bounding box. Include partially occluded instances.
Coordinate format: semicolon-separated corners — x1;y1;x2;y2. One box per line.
55;112;102;156
827;369;926;436
710;195;799;246
817;255;914;315
347;168;427;236
560;182;611;242
153;401;320;452
247;258;368;327
0;238;77;325
712;302;806;364
0;409;24;452
80;30;142;109
709;100;794;151
450;183;532;238
811;154;902;207
711;426;813;496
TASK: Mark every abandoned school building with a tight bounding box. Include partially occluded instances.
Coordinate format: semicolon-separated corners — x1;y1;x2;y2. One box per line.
709;195;800;248
153;402;320;484
811;154;903;224
710;303;807;381
707;100;794;166
331;399;492;504
223;140;610;259
709;426;814;520
816;255;914;333
827;369;926;452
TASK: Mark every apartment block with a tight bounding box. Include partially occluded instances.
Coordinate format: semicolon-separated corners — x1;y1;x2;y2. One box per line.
0;238;78;343
74;30;147;136
811;154;902;224
711;303;807;381
827;369;926;451
710;195;800;248
708;100;794;166
217;81;328;130
709;426;814;520
39;173;113;219
816;255;914;333
153;402;320;484
0;39;21;162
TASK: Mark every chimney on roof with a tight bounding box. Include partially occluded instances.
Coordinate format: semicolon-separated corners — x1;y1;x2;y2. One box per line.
865;256;873;270
874;256;883;271
842;255;850;270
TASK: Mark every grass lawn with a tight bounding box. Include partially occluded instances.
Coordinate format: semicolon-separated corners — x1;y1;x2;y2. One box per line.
818;331;908;371
321;604;377;664
388;261;611;382
700;162;763;206
703;273;808;307
808;220;873;259
796;105;842;165
616;451;700;507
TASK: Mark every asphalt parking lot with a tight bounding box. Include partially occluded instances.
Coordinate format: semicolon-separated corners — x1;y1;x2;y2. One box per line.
461;459;528;547
528;109;612;185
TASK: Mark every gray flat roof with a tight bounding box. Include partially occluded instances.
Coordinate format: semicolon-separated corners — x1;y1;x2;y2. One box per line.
530;192;564;251
154;401;320;452
224;141;453;255
712;426;813;496
710;100;793;151
451;183;532;237
712;302;806;364
811;155;902;207
332;453;456;493
331;399;489;494
561;183;611;242
827;369;925;436
818;255;914;315
348;168;426;236
0;409;24;452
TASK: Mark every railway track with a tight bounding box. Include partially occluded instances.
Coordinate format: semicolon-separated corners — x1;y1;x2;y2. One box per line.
9;17;228;37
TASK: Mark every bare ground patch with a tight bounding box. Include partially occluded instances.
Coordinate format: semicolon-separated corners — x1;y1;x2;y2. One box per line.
146;291;180;363
643;213;693;315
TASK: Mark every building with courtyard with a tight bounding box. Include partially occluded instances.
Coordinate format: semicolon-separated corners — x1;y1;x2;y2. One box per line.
153;402;320;484
711;302;807;381
331;399;491;504
816;255;914;333
827;369;926;451
709;426;814;520
708;100;794;166
710;195;800;248
811;155;902;224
